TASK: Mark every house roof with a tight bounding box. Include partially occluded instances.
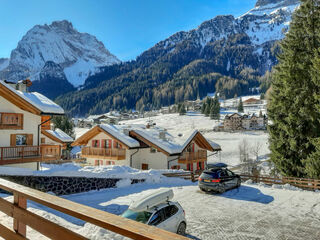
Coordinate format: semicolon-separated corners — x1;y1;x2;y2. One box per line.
72;124;140;149
243;98;260;103
0;80;64;115
42;128;74;143
72;124;221;155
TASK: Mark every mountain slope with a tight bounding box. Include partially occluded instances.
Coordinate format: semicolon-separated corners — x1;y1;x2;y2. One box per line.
0;20;120;90
58;0;298;116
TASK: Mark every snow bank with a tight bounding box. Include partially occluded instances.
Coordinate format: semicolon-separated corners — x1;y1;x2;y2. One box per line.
0;163;190;185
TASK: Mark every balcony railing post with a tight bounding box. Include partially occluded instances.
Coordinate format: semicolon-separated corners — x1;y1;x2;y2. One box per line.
0;148;3;164
13;193;27;237
21;146;24;160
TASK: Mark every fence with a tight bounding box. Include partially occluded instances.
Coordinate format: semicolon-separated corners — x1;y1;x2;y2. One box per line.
163;171;320;191
240;174;320;191
0;178;188;240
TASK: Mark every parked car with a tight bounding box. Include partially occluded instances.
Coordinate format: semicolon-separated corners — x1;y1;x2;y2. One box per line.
121;188;187;235
198;165;241;193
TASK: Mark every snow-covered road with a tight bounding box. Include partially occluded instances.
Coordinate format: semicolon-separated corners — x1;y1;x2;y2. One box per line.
1;181;320;240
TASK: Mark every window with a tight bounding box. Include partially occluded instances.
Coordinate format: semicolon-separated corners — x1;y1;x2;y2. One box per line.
16;135;27;146
226;170;234;177
122;209;152;224
92;140;99;148
41;138;45;144
0;113;23;129
150;147;156;153
163;205;179;220
149;210;164;226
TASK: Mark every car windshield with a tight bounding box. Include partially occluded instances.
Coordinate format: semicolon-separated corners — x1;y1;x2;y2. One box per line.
201;170;220;179
121;209;153;224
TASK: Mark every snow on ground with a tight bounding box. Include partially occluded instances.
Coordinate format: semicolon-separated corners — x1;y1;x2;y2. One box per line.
1;181;320;240
119;112;270;167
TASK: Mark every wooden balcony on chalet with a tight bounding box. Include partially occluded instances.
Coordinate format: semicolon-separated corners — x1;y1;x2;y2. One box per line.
178;150;207;164
0;145;61;165
81;147;126;160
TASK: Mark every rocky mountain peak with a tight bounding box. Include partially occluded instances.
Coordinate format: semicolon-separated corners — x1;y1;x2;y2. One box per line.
0;20;120;87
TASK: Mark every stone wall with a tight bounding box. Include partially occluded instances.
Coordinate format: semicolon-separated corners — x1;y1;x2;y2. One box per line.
0;175;144;195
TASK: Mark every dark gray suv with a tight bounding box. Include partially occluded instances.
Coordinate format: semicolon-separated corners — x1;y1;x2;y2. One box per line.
198;166;241;193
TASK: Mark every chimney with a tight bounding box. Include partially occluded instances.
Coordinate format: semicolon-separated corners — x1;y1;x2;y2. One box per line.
16;79;32;92
159;130;166;141
123;128;130;136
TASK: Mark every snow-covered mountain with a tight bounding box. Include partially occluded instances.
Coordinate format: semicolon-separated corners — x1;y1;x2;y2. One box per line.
57;0;300;116
0;20;120;87
148;0;299;73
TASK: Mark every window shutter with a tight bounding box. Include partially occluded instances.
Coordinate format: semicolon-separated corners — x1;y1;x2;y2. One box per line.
27;134;33;146
97;140;100;148
10;134;16;146
92;140;95;147
113;140;117;148
108;140;112;148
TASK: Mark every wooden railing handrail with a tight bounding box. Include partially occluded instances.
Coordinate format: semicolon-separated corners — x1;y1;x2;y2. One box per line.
0;178;188;240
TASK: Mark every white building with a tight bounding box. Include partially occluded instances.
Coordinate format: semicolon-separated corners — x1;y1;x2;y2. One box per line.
0;80;73;170
72;124;221;171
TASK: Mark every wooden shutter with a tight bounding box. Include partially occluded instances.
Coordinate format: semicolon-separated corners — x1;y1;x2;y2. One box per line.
92;140;95;147
27;134;33;146
97;140;100;148
10;134;16;146
113;140;117;148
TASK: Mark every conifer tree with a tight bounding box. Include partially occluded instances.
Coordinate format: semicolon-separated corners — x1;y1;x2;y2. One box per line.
205;104;210;117
201;102;206;114
268;0;320;177
237;97;244;113
179;103;186;115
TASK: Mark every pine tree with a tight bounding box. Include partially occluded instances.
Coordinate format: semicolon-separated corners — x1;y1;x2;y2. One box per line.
201;102;206;114
205;104;210;117
179;103;186;115
268;0;320;177
238;97;244;113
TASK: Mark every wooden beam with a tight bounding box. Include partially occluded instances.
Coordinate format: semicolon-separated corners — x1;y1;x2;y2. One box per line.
0;198;87;240
0;224;26;240
13;193;26;238
0;178;188;240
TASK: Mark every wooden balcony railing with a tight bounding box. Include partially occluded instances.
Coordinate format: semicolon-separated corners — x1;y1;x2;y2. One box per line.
0;178;188;240
82;147;126;160
0;145;61;165
178;150;207;164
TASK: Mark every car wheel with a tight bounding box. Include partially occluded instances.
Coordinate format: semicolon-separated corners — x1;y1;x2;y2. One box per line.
200;187;207;192
177;222;186;235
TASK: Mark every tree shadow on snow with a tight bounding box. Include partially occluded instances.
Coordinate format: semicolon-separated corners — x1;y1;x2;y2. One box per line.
219;185;274;204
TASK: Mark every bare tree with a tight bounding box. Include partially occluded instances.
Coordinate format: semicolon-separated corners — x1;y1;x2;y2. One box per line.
251;142;262;162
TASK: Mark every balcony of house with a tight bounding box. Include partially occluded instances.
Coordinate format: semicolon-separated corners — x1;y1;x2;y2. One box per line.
178;150;207;164
81;147;126;160
0;145;61;165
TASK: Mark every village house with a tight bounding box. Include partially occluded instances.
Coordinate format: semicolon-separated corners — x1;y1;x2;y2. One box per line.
72;124;221;171
223;113;267;131
0;80;73;170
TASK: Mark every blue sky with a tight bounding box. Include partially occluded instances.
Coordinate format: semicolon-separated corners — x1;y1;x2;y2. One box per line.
0;0;256;61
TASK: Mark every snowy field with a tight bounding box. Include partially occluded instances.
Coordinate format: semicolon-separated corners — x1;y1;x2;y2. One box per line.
118;112;270;167
1;179;320;240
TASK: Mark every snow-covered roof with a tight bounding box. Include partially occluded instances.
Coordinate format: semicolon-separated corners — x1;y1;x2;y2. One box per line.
45;128;73;143
99;124;140;148
0;80;64;114
132;128;182;155
207;140;221;151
